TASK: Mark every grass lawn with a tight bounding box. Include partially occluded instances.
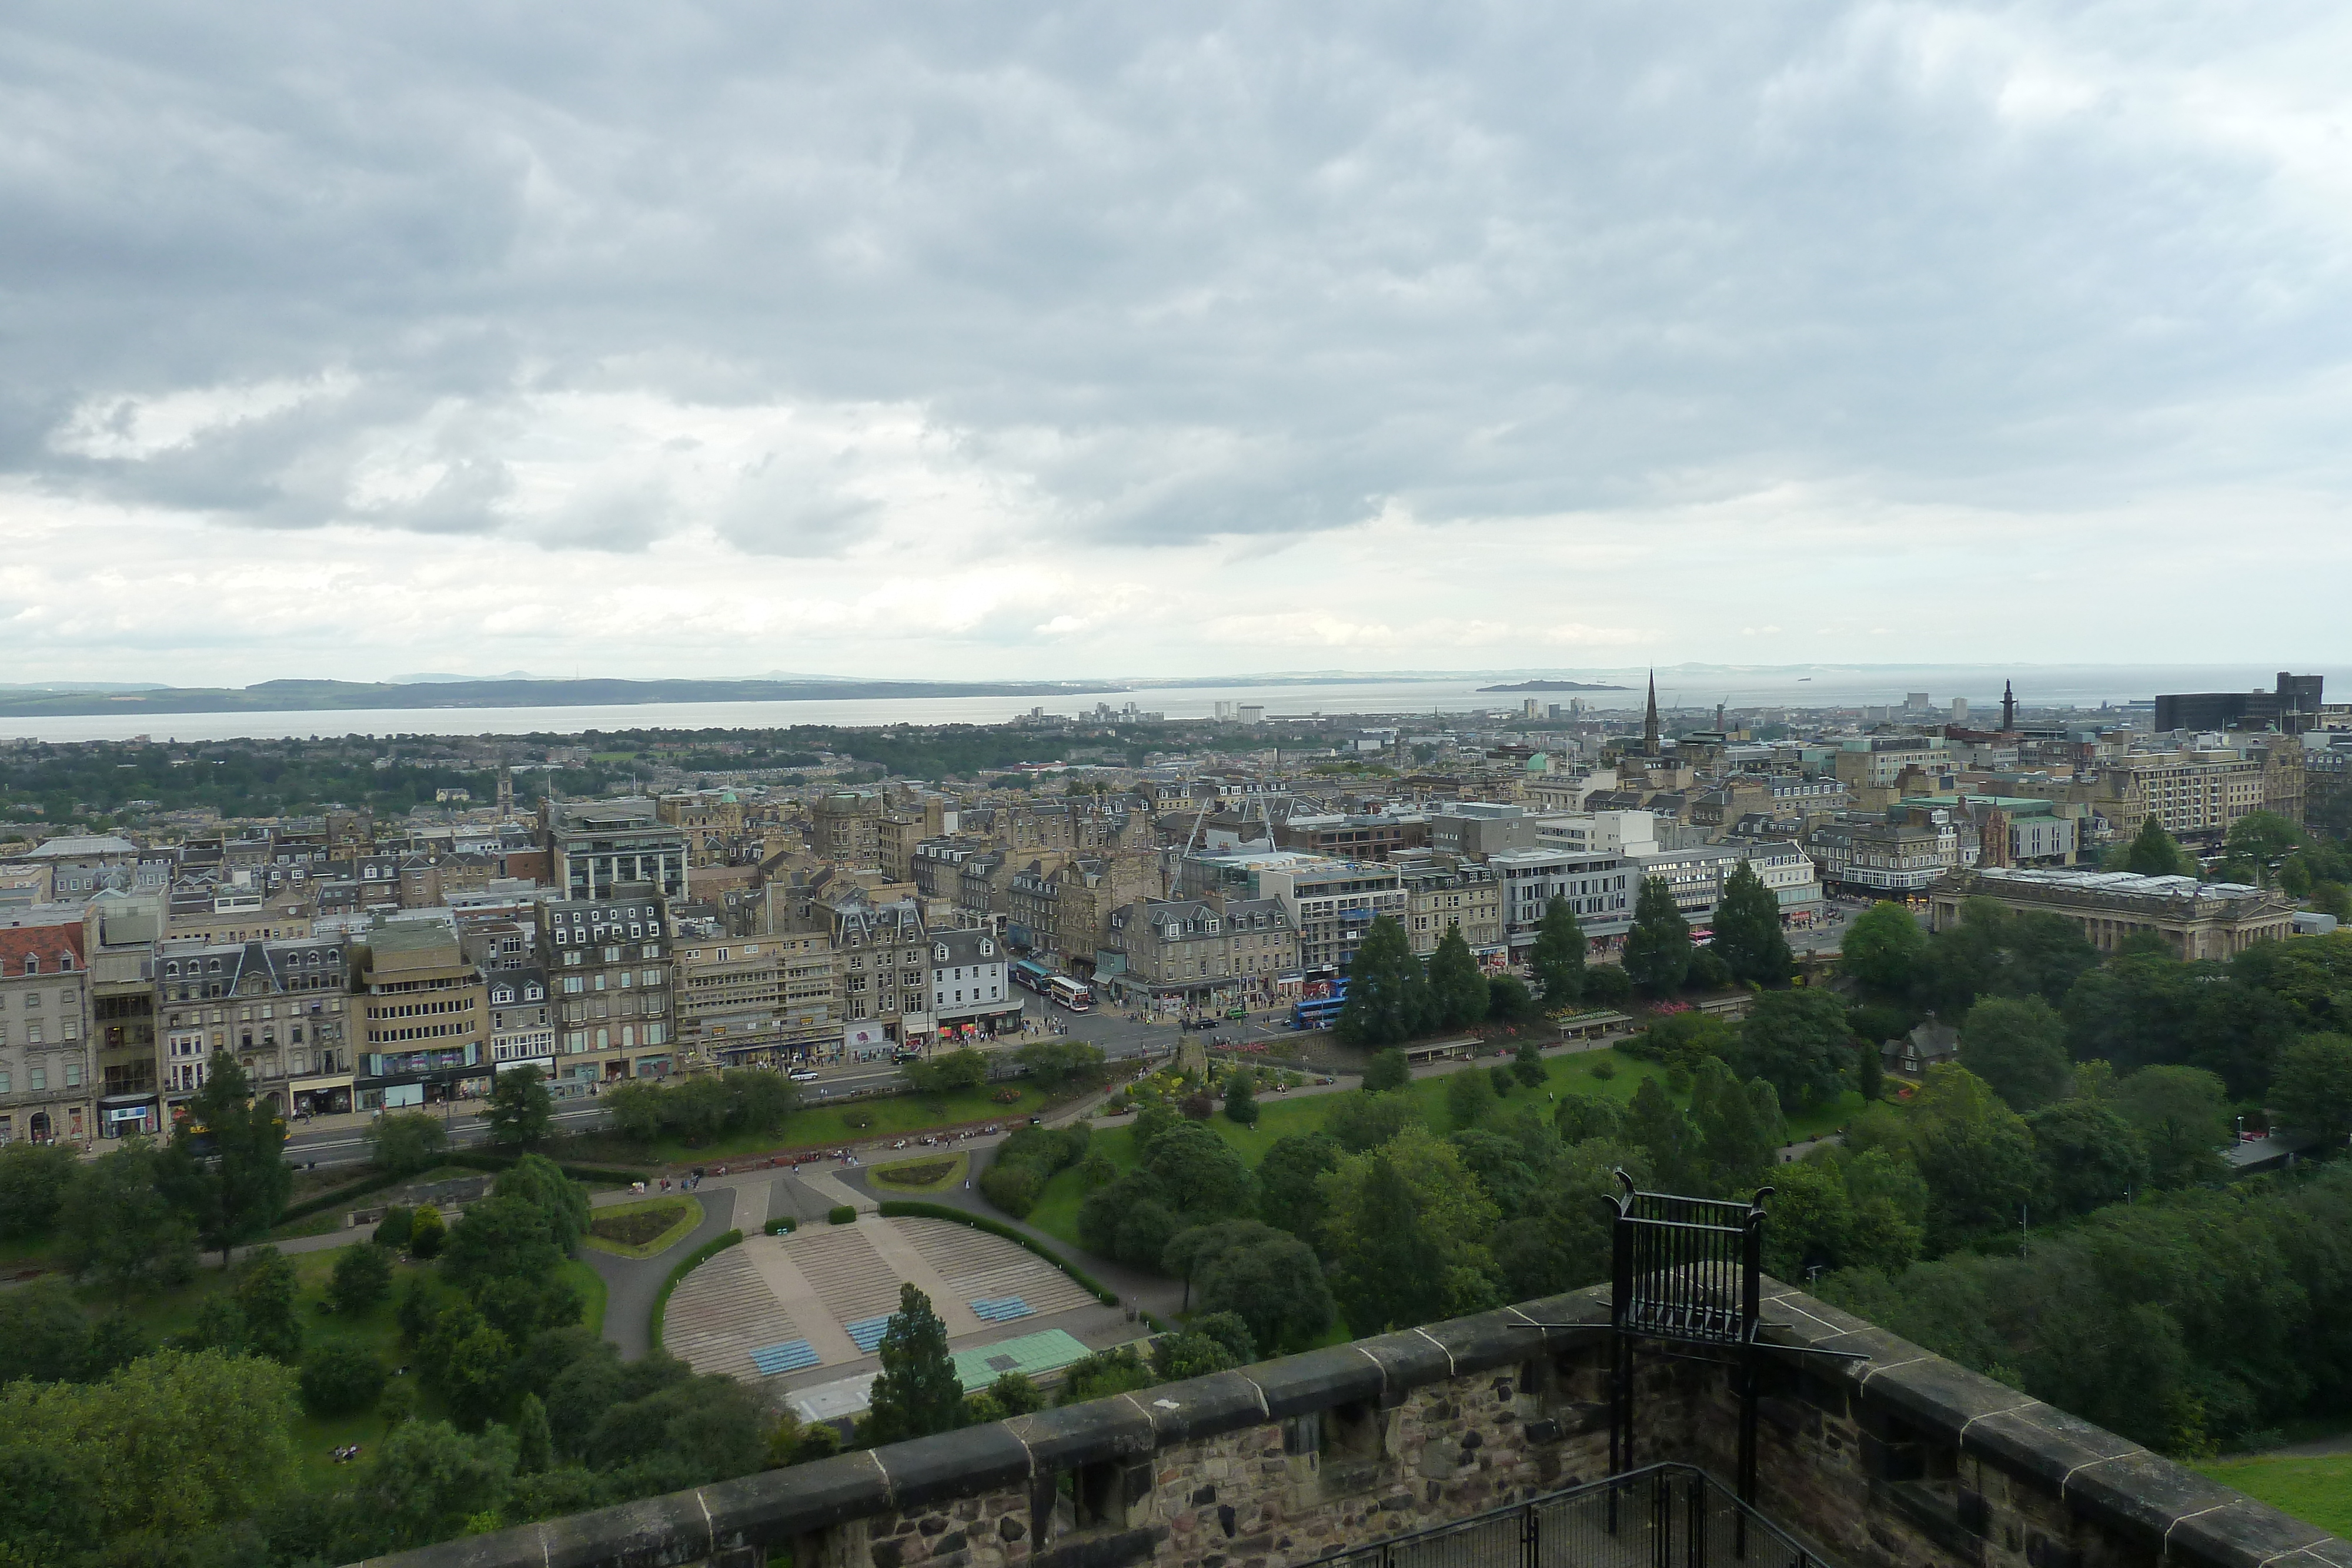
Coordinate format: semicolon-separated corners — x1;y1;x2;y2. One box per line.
1025;1047;1860;1250
584;1196;704;1258
2198;1453;2352;1539
269;1211;348;1242
871;1152;971;1193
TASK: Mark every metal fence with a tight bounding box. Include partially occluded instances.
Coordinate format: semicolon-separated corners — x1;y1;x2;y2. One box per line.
1321;1465;1829;1568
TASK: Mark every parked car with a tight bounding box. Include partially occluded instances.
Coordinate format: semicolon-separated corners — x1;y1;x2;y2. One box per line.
789;1068;820;1082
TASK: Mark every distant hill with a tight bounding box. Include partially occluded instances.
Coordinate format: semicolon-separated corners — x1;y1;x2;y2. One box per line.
0;676;1130;718
1476;680;1628;693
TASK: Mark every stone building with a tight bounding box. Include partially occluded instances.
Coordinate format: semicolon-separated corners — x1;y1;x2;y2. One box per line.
0;921;91;1145
1101;897;1297;1002
1398;861;1505;959
533;892;677;1089
154;932;352;1117
350;922;488;1111
1929;867;2297;961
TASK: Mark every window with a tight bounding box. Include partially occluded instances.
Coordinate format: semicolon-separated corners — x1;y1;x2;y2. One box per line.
29;1067;44;1092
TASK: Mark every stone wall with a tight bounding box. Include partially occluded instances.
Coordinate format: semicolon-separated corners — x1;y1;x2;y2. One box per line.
355;1280;2352;1568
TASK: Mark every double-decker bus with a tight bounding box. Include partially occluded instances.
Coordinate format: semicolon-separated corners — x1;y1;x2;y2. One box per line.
1010;959;1053;994
1045;975;1092;1012
1291;979;1348;1030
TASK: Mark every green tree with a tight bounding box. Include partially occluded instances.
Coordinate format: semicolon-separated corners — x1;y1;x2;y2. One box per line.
1152;1328;1239;1382
719;1066;800;1134
1713;861;1794;985
1959;997;2073;1112
1445;1064;1498;1129
59;1138;196;1302
1324;1089;1416;1152
1361;1047;1412;1092
2223;811;2304;887
1337;916;1429;1045
1733;989;1853;1110
1511;1039;1548;1088
1906;1065;2041;1245
515;1392;554;1475
1529;895;1588;1006
1488;973;1539;1022
1689;1059;1784;1198
1319;1125;1499;1328
1254;1131;1342;1239
1426;924;1489;1029
2123;816;2196;877
0;1278;108;1386
2028;1099;2149;1216
493;1153;593;1254
0;1139;79;1239
1760;1159;1854;1281
2272;1034;2352;1147
440;1193;568;1293
603;1080;668;1144
1015;1039;1107;1094
485;1065;556;1150
236;1246;305;1362
1143;1120;1255;1219
1222;1069;1259;1126
861;1285;964;1445
1624;1076;1700;1192
1554;1092;1624;1143
408;1203;447;1259
157;1051;293;1263
2113;1065;2233;1187
331;1241;395;1317
1182;1227;1336;1353
1621;878;1692;998
1842;902;1927;998
299;1343;389;1416
368;1110;450;1178
350;1419;518;1555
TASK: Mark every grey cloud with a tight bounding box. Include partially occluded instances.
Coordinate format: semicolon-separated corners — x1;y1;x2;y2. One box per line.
3;1;2349;555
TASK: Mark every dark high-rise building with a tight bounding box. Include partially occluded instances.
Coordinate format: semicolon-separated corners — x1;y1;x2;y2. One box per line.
2154;672;2325;735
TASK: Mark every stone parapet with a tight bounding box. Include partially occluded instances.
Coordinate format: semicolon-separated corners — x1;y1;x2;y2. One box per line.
350;1282;2350;1568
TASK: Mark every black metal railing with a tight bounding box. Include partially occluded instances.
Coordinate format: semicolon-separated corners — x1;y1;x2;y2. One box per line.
1319;1465;1828;1568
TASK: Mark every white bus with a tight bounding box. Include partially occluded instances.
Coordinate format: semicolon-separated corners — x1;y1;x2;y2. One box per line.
1045;975;1093;1012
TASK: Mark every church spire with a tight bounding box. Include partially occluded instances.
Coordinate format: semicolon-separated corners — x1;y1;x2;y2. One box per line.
2001;679;2017;733
1643;670;1661;755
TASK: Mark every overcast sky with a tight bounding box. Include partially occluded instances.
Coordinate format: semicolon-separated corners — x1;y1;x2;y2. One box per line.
4;2;2348;686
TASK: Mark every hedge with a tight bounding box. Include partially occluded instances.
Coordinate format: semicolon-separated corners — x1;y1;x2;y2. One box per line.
764;1215;797;1236
446;1151;652;1186
649;1228;743;1351
278;1168;409;1223
827;1205;857;1225
876;1201;1120;1308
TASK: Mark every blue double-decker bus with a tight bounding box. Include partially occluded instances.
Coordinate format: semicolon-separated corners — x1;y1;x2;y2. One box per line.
1290;979;1348;1030
1011;958;1053;994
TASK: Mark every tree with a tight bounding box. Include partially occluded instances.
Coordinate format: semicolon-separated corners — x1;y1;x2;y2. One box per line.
1254;1131;1342;1239
1319;1125;1499;1328
368;1111;450;1178
409;1204;447;1259
1529;895;1588;1006
331;1239;395;1317
236;1246;305;1362
1426;925;1489;1029
350;1419;518;1555
1713;861;1793;985
2028;1099;2149;1216
1323;1090;1415;1153
1621;878;1692;998
1842;903;1927;998
2272;1034;2352;1147
861;1285;963;1445
719;1067;800;1134
1195;1232;1334;1355
2123;816;2196;877
1488;973;1539;1023
1222;1071;1259;1127
1733;989;1853;1110
1361;1048;1411;1092
1490;1137;1652;1300
515;1392;554;1475
2223;811;2304;887
1016;1039;1106;1095
485;1065;556;1150
603;1080;668;1144
1905;1066;2040;1245
299;1343;389;1416
1511;1039;1547;1088
1688;1059;1783;1198
1959;997;2073;1112
0;1278;109;1386
157;1051;293;1263
59;1138;196;1302
1624;1077;1700;1192
908;1047;990;1095
1445;1064;1498;1129
494;1153;592;1253
0;1139;79;1239
2113;1065;2233;1187
1337;916;1429;1046
1143;1120;1254;1219
1554;1092;1623;1144
1760;1159;1854;1282
440;1194;568;1293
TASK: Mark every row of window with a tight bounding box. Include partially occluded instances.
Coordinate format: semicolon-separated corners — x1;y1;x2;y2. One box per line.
0;1063;83;1094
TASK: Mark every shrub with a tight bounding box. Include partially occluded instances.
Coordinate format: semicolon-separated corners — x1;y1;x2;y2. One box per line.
980;1124;1091;1219
329;1239;394;1316
978;1163;1043;1215
827;1205;858;1225
1489;1065;1516;1098
1180;1091;1215;1120
407;1205;446;1259
299;1343;389;1417
1588;1057;1617;1080
992;1087;1023;1104
375;1205;414;1249
841;1108;877;1131
1583;966;1635;1007
764;1215;797;1236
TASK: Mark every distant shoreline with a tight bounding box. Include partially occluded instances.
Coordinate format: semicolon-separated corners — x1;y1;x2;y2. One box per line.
0;676;1131;719
1475;680;1628;693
